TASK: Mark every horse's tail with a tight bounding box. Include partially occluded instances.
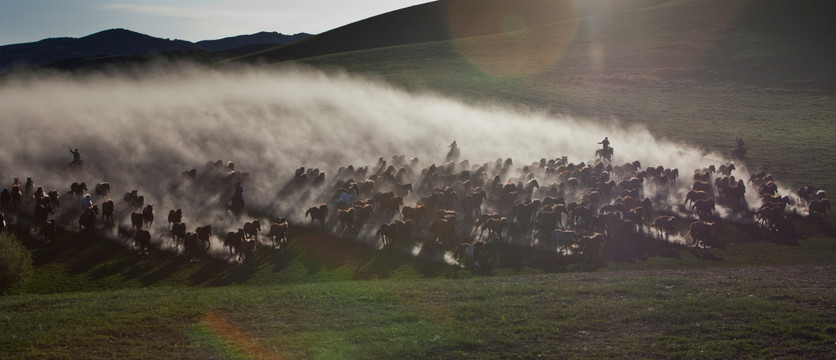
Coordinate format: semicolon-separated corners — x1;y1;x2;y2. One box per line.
305;208;311;218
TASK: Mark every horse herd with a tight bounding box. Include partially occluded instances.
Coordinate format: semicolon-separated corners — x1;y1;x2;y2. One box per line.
0;144;830;269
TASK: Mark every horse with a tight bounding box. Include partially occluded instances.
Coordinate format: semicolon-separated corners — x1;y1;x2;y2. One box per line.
267;219;289;249
453;241;488;273
228;195;245;220
123;191;144;211
167;209;182;229
195;225;212;251
142;205;155;228
401;205;427;224
731;147;746;160
79;205;98;234
651;216;676;239
24;178;35;196
551;229;577;253
305;203;328;228
337;208;357;230
394;183;412;198
376;223;393;247
94;182;111;199
808;199;831;221
692;198;716;220
183;232;201;262
68;159;83;172
239;239;257;263
130;211;144;231
101;200;114;224
430;217;459;245
172;222;187;247
243;219;262;242
595;147;614;162
684;190;710;207
41;219;57;244
483;217;509;241
33;203;53;229
224;229;245;256
10;185;22;209
1;189;9;208
48;190;61;212
70;182;87;199
687;221;718;248
718;163;736;177
134;229;152;255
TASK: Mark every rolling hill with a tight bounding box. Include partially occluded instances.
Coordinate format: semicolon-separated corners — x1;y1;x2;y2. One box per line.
235;0;836;192
0;29;311;71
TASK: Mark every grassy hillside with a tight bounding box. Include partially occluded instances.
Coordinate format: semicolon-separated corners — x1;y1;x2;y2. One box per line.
1;214;833;357
3;260;834;358
239;0;836;192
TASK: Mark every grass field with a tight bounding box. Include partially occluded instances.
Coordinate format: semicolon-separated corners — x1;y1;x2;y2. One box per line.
2;214;835;358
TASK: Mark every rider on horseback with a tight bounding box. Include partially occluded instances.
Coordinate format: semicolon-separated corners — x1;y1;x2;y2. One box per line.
598;137;610;153
232;182;245;208
69;147;81;162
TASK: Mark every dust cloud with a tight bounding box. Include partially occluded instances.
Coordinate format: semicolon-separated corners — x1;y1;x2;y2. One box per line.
0;63;800;258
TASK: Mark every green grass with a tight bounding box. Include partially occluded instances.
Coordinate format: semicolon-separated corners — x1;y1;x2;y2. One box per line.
1;213;833;358
3;263;834;359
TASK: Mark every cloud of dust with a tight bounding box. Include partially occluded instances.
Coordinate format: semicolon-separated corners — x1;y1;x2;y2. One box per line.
0;62;801;260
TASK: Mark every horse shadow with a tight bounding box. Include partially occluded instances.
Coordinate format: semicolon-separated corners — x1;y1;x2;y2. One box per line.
690;247;724;261
353;249;406;280
140;256;189;285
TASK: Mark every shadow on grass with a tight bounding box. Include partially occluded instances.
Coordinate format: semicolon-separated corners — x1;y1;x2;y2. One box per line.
353;249;405;279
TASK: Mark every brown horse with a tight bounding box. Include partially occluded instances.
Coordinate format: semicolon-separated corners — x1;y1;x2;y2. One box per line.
134;229;152;255
142;205;155;228
101;200;114;224
243;219;262;241
337;208;357;230
48;190;61;212
172;222;187;247
79;205;99;234
808;199;831;221
196;225;212;251
70;182;87;199
130;211;144;231
224;228;244;256
167;209;182;229
268;219;289;249
94;182;111;199
688;221;718;248
305;203;328;228
652;216;676;239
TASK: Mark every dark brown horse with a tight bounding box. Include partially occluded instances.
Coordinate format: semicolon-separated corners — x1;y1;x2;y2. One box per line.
305;203;328;228
243;219;262;242
79;204;99;234
70;182;87;199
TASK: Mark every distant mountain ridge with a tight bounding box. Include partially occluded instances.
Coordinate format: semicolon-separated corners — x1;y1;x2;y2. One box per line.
0;28;312;71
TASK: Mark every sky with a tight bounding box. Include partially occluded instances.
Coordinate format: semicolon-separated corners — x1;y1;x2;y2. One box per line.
0;0;432;46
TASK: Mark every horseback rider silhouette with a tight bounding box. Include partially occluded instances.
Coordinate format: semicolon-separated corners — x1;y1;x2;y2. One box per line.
732;137;747;159
598;137;610;152
69;147;81;161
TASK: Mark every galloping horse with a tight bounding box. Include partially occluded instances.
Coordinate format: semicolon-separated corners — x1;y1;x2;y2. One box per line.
228;196;245;220
243;219;262;242
595;147;614;162
268;218;289;249
79;204;99;234
305;203;328;228
70;182;87;199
